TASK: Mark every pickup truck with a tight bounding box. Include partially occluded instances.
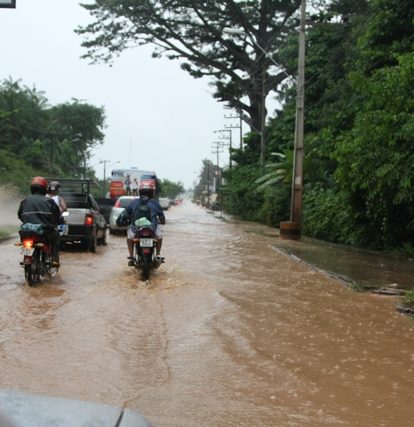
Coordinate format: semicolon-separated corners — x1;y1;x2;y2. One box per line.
57;179;107;253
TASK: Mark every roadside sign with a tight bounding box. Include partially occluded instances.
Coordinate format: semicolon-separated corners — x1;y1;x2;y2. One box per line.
0;0;16;8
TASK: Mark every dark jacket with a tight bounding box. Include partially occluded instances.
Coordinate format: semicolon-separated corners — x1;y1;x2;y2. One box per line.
18;194;61;230
125;197;165;232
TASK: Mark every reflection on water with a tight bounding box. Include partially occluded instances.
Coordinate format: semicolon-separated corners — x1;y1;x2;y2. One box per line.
0;202;413;426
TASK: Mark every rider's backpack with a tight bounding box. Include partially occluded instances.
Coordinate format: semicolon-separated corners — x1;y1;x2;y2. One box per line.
132;198;152;225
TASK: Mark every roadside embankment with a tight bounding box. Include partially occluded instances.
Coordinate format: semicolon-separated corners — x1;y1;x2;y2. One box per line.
0;185;21;241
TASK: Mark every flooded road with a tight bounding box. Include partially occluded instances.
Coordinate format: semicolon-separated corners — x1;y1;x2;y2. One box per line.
0;202;413;426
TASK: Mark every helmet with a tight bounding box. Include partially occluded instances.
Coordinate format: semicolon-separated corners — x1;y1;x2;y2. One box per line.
30;176;48;195
139;182;154;198
47;180;61;194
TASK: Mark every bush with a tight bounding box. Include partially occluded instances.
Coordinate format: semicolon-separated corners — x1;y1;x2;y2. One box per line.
303;185;358;244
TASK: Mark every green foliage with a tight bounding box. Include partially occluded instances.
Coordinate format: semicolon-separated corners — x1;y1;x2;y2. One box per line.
0;148;36;195
258;185;291;227
0;79;106;193
221;0;414;251
403;290;414;307
221;165;265;221
255;151;292;190
159;179;185;199
303;186;358;244
222;164;290;226
194;159;217;201
334;52;414;248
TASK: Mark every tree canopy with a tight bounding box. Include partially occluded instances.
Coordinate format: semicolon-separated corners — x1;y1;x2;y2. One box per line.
0;79;106;193
76;0;319;132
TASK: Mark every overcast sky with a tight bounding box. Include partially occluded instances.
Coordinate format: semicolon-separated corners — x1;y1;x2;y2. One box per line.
0;0;243;188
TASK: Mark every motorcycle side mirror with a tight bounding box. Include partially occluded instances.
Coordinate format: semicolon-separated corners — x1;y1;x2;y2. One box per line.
62;211;69;217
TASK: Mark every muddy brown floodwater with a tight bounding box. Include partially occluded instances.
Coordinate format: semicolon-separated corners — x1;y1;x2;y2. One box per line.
0;202;413;426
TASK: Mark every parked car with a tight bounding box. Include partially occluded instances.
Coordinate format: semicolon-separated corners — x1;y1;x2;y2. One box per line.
58;179;107;252
159;197;171;210
109;196;138;234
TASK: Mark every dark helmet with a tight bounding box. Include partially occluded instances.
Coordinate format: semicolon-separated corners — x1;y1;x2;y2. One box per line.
30;176;48;195
139;182;154;198
47;180;61;194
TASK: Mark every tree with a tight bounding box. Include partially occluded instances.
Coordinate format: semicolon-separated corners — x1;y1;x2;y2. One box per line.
159;178;185;199
0;79;106;189
76;0;311;133
334;52;414;248
48;100;106;177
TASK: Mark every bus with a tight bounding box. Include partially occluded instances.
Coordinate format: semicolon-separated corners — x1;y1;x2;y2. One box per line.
109;167;157;199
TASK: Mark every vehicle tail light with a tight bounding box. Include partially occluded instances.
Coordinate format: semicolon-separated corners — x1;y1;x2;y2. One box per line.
85;215;94;226
114;199;121;208
23;239;34;249
140;229;153;237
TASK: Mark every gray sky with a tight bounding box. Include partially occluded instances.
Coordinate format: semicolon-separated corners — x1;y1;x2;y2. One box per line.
0;0;241;188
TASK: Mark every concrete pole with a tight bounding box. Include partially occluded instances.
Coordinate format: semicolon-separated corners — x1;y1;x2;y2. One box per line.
280;0;306;240
260;68;266;168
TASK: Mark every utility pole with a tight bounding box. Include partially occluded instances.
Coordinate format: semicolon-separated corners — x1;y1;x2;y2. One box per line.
101;160;110;197
280;0;306;240
207;160;210;206
211;141;224;192
260;68;266;168
224;110;243;150
214;129;232;169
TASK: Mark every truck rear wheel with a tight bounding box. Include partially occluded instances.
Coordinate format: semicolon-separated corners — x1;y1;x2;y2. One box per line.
88;229;97;253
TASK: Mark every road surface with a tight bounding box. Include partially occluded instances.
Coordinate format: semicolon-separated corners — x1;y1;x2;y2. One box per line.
0;202;413;426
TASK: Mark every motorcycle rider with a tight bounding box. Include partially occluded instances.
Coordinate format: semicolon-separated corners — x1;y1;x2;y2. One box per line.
124;182;165;266
47;180;69;237
46;180;67;213
18;177;62;266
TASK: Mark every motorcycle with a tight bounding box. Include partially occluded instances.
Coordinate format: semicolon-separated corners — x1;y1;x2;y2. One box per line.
17;213;68;286
131;218;164;281
17;229;57;286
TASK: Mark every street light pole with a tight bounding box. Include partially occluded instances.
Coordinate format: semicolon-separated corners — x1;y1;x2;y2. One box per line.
99;160;120;197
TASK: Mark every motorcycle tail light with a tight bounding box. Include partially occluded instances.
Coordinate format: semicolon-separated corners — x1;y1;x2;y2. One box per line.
140;229;153;237
142;248;152;254
23;239;34;249
85;215;94;226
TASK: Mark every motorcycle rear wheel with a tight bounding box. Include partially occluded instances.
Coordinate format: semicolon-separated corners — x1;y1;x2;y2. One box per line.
141;253;151;281
25;249;40;286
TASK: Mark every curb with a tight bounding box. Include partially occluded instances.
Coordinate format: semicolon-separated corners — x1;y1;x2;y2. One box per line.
0;234;18;245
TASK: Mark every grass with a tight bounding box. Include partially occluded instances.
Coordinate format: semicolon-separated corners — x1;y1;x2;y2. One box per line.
0;225;18;239
403;290;414;308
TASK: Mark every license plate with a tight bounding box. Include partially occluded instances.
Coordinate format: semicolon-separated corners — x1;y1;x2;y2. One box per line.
22;248;34;256
139;238;153;248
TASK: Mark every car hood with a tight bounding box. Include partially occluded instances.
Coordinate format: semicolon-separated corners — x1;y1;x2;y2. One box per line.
0;389;152;427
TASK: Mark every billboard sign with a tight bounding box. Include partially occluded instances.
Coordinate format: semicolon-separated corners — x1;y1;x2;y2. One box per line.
0;0;16;8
